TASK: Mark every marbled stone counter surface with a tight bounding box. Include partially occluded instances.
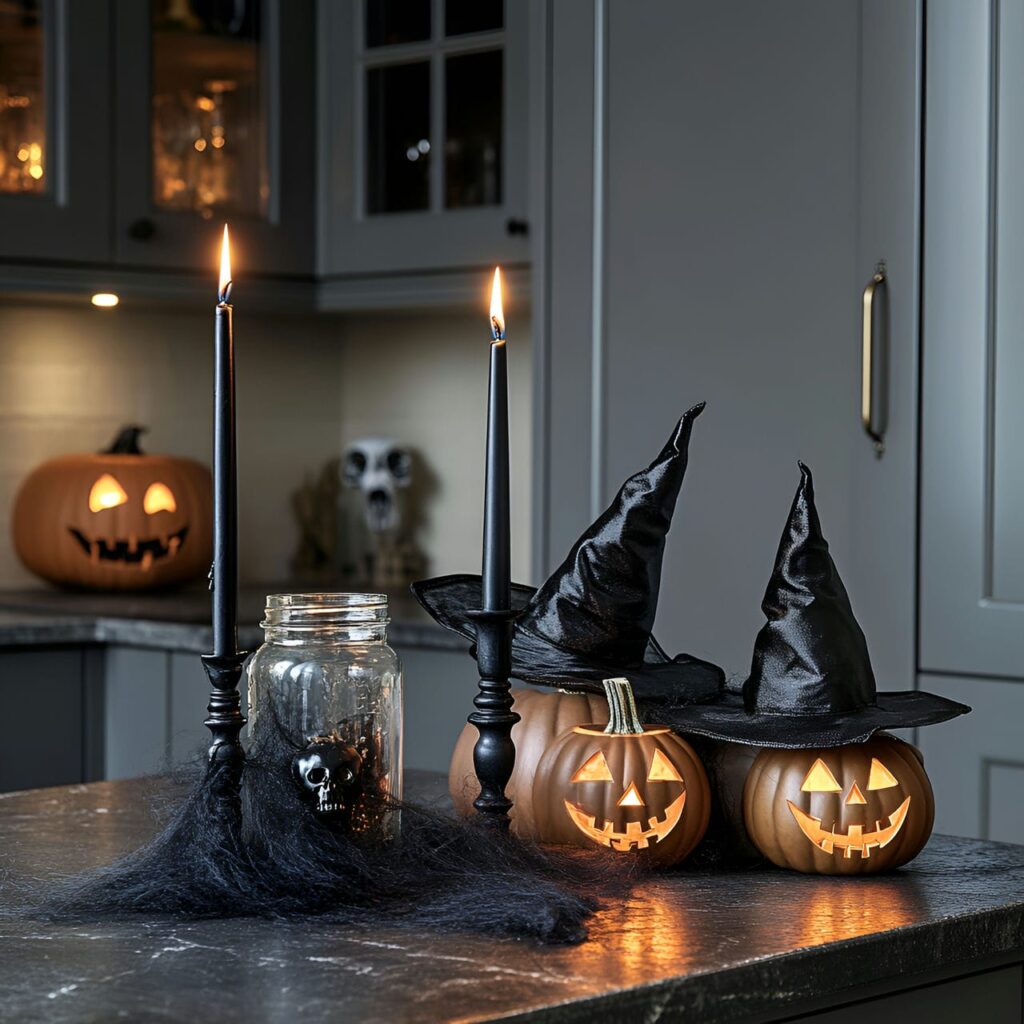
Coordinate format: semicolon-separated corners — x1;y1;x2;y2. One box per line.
0;586;464;653
0;773;1022;1023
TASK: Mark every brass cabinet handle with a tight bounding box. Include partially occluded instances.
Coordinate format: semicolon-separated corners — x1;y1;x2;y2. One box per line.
861;261;888;457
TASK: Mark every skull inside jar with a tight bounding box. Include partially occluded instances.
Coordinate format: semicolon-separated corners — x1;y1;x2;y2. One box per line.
249;594;403;840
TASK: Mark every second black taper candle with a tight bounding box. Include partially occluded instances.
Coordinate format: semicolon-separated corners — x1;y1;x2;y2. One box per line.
482;267;510;612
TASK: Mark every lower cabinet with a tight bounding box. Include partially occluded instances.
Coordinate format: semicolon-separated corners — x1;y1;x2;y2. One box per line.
0;647;103;792
917;673;1024;844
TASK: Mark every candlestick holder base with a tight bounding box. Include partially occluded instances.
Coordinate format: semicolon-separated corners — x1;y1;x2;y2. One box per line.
467;607;519;828
201;651;249;832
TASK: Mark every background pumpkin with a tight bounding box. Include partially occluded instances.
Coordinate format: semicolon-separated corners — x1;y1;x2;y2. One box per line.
531;678;710;867
449;687;609;836
12;425;213;591
743;735;934;875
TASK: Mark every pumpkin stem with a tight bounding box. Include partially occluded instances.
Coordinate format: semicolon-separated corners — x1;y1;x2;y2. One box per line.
103;425;147;455
602;677;645;735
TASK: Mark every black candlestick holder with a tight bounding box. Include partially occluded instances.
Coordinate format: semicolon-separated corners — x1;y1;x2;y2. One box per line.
467;607;520;827
201;651;249;829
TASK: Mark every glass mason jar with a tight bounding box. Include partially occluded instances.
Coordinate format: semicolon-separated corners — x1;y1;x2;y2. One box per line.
247;594;402;840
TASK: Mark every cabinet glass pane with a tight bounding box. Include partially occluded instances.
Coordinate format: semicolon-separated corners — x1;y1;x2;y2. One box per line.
365;0;430;48
151;0;266;217
366;60;430;214
445;50;501;209
445;0;502;37
0;0;45;194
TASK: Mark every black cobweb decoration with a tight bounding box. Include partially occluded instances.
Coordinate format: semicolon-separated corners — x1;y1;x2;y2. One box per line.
37;699;636;945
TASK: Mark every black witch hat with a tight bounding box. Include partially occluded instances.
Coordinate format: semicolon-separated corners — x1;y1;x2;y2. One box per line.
666;463;969;747
412;404;724;704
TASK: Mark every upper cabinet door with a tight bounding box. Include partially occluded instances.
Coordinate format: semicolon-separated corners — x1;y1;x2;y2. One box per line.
920;0;1024;679
320;0;529;276
113;0;314;276
0;0;112;262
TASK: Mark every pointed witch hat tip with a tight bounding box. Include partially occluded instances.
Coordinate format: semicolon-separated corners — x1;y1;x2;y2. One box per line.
668;401;707;453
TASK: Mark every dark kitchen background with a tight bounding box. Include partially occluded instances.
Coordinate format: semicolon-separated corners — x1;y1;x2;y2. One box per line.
0;0;1018;849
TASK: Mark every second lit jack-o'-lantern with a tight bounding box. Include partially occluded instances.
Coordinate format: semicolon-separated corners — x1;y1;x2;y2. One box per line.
12;426;213;591
532;678;710;867
743;735;934;875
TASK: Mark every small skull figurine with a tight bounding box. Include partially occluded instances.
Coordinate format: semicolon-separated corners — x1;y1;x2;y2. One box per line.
342;437;412;533
292;736;364;820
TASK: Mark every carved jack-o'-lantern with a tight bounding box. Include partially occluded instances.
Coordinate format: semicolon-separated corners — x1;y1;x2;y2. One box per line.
532;678;710;867
12;426;212;591
449;687;609;837
743;736;934;875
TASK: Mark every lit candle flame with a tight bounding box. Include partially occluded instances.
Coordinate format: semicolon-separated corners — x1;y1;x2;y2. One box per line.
218;224;232;302
489;267;505;340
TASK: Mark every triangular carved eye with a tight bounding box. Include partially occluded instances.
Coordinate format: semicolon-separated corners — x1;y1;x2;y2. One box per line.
801;758;842;793
571;751;614;782
648;748;683;782
89;474;128;512
867;758;899;790
144;482;177;515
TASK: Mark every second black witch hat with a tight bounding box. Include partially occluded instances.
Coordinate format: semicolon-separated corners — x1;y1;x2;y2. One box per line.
412;403;724;704
666;463;969;747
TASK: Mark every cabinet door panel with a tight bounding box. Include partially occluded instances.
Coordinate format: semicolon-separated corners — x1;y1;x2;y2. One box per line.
920;0;1024;678
917;673;1024;843
113;0;314;275
0;649;85;792
103;646;170;779
319;0;530;276
539;1;921;687
0;0;112;263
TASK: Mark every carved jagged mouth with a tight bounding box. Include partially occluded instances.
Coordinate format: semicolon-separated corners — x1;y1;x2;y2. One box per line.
69;526;188;570
787;797;911;859
564;792;686;851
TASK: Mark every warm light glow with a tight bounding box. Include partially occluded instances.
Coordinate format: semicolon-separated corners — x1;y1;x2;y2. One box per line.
571;750;614;783
143;482;177;515
845;781;867;805
218;224;231;298
489;266;505;339
868;758;899;790
801;758;842;793
91;293;119;308
648;749;684;782
564;792;686;852
616;782;645;807
89;474;128;512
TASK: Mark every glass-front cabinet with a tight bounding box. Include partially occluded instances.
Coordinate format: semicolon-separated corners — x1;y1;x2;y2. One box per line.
114;0;314;275
320;0;530;276
0;0;112;262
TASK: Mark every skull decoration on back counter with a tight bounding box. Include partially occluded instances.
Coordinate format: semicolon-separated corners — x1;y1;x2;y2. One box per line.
343;437;412;533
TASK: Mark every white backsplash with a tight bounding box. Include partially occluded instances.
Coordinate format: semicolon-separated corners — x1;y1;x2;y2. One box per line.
0;301;532;589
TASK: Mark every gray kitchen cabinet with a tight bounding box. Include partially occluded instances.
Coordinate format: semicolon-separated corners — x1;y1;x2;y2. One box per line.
103;646;171;780
920;0;1024;681
0;647;103;792
536;0;921;687
917;673;1024;845
318;0;532;277
0;0;113;264
112;0;315;276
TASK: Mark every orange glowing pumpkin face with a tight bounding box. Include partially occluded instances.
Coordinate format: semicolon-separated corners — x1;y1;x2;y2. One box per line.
12;427;212;591
743;737;935;875
531;679;710;867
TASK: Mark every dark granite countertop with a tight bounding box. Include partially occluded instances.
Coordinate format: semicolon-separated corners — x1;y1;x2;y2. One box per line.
0;586;465;654
0;773;1022;1023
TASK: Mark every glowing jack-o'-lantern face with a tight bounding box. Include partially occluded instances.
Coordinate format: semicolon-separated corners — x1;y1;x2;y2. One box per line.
743;736;935;875
12;427;212;591
531;679;710;867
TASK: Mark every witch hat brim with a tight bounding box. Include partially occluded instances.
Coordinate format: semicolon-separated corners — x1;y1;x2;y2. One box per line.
411;573;723;703
657;688;969;748
662;463;969;747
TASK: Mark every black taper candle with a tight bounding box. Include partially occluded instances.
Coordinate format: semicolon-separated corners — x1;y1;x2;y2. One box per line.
468;268;519;827
204;226;246;807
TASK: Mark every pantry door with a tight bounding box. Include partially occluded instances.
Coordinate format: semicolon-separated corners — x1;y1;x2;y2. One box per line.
535;0;922;688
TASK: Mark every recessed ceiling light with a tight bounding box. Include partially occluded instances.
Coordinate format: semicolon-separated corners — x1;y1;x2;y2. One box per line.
91;293;119;308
